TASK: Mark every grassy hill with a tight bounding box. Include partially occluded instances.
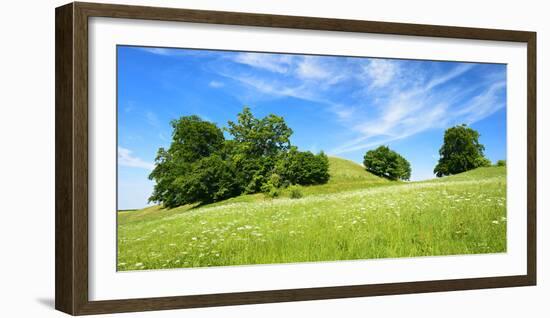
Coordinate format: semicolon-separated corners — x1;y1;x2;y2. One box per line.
117;159;506;271
301;157;391;195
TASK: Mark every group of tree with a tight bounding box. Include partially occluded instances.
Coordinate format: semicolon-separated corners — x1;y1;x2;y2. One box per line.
148;109;501;208
148;107;329;208
363;124;501;180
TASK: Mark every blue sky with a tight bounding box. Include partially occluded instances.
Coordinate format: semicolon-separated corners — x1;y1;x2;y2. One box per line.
117;46;507;210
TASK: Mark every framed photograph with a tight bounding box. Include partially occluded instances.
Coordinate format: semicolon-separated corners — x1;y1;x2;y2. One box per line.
55;2;536;315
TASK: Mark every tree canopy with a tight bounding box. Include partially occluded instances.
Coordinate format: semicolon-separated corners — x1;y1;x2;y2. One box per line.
363;146;411;181
227;107;293;157
433;124;491;177
148;107;329;208
275;147;330;186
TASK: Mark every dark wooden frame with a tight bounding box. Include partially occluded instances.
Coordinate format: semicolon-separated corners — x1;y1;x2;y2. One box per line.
55;1;537;315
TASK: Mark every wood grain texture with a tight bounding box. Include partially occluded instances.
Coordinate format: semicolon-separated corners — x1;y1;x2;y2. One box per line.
55;2;537;315
526;33;537;285
73;2;90;313
55;3;75;314
75;276;533;315
75;1;533;42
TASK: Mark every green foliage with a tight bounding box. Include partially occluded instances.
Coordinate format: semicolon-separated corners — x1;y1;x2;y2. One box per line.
227;107;293;157
148;116;227;208
148;107;329;207
169;115;224;163
363;146;411;180
474;157;492;168
288;185;303;199
225;107;293;194
434;124;490;177
261;173;282;198
275;147;330;185
496;160;506;167
179;154;240;204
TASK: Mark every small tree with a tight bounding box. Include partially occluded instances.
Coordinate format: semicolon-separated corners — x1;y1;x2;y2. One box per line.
275;147;330;185
434;124;490;177
261;173;282;198
363;146;411;181
496;160;506;167
288;185;303;199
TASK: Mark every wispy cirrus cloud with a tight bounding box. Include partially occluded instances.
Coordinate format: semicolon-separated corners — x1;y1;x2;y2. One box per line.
213;51;505;154
118;147;154;170
138;47;217;58
193;50;506;155
139;47;174;56
361;59;400;88
296;56;331;80
331;64;505;154
232;53;294;74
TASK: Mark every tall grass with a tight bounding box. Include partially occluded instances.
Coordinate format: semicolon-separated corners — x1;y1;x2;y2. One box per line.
117;160;506;271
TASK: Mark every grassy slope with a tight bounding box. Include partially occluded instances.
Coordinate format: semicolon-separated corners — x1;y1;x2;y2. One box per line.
117;158;506;271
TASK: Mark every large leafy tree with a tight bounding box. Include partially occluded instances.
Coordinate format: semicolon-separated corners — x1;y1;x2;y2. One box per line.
434;124;491;177
148;116;227;207
363;146;411;181
226;107;293;193
227;107;293;157
168;115;224;163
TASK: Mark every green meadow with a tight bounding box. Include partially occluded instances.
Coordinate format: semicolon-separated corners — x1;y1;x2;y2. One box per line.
117;157;506;271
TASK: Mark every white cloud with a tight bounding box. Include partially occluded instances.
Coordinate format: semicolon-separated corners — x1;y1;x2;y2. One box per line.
233;53;294;74
457;81;506;122
118;147;154;170
221;73;320;103
217;52;504;155
330;64;503;154
229;75;278;95
209;80;224;88
296;57;331;80
425;63;474;90
138;47;215;58
362;59;399;88
139;47;173;56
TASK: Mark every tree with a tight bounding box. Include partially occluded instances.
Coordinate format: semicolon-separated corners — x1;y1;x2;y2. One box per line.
363;146;411;181
496;160;506;167
275;147;330;185
175;154;240;205
148;116;227;207
261;173;282;198
226;107;294;193
227;107;293;157
167;115;224;163
434;124;490;177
